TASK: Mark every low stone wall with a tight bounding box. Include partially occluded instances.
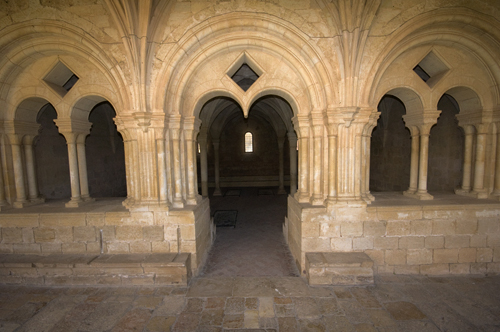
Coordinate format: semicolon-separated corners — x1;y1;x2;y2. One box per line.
287;196;500;276
0;198;212;276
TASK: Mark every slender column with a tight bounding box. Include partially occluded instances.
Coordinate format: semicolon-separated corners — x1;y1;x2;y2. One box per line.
415;124;433;200
326;129;337;205
362;133;375;202
170;127;185;208
493;123;500;198
288;133;298;196
9;135;28;208
277;136;286;194
404;126;420;196
199;136;209;197
456;125;474;194
472;124;488;198
63;132;82;207
293;116;310;203
76;134;93;201
311;118;324;206
184;128;200;205
213;140;222;196
22;135;40;201
157;132;168;205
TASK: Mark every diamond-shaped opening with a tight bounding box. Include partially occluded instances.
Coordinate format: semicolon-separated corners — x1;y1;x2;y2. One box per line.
413;51;449;88
231;64;259;92
43;61;79;97
226;53;263;92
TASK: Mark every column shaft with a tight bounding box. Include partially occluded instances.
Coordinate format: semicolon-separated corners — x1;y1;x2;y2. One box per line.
213;141;222;196
23;139;39;200
406;128;419;195
66;137;82;207
288;135;298;196
171;129;185;208
462;128;474;192
157;136;168;204
472;126;488;198
327;134;337;202
416;132;433;200
311;126;323;205
11;140;27;207
200;139;208;197
76;137;91;200
185;132;198;205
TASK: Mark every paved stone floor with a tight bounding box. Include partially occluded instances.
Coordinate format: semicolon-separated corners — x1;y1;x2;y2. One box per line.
0;274;499;331
201;188;299;277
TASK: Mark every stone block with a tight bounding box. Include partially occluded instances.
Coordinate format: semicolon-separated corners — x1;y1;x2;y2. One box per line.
363;221;386;236
352;237;373;250
470;234;487;247
455;220;477;235
303;237;330;251
0;244;13;253
386;221;410;236
364;250;384;265
55;227;73;242
420;263;450;275
330;238;352;251
377;265;394;274
444;235;470;248
385;250;406;265
302;222;319;237
0;215;39;228
130;241;152;253
104;212;133;225
106;242;130;253
406;249;432;265
41;243;62;253
152;241;170;253
450;263;470;274
410;220;432;235
424;209;475;221
487;262;500;273
62;243;86;253
86;242;101;253
373;237;398;250
376;208;422;221
13;243;41;253
425;236;444;249
398;236;424;249
458;248;476;263
471;263;487;274
143;226;164;241
116;226;143;241
40;213;86;227
179;224;196;241
100;226;115;241
476;248;493;262
477;219;499;234
320;222;340;237
487;234;500;247
2;228;22;243
341;222;363;237
494;247;500;262
433;249;458;263
22;228;34;243
394;265;420;274
180;240;196;252
86;213;105;226
122;275;155;285
74;226;96;242
432;220;455;235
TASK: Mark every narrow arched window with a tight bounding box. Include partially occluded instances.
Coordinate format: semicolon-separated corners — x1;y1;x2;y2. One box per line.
245;132;253;152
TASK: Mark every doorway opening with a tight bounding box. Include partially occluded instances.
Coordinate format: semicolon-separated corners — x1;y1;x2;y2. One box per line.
197;96;299;277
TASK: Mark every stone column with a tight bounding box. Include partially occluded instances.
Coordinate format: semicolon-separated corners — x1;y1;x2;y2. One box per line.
22;135;42;202
415;124;434;200
63;132;82;207
287;133;298;196
76;134;93;202
493;123;500;199
456;125;475;195
310;112;324;205
277;136;286;194
9;134;28;208
361;112;378;203
293;116;310;203
199;135;209;197
472;124;488;198
404;126;420;196
183;117;201;205
324;113;338;206
156;129;168;206
213;140;222;196
170;125;185;208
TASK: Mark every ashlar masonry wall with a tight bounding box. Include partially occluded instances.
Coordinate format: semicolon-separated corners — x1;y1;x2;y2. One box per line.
0;198;212;275
287;196;500;276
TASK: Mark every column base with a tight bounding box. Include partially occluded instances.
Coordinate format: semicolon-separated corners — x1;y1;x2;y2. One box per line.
325;197;337;208
171;197;185;209
81;196;95;203
404;191;433;200
213;188;223;196
186;194;202;206
277;187;287;195
310;195;325;206
456;188;488;199
294;192;311;204
65;198;92;208
471;190;489;199
403;188;417;196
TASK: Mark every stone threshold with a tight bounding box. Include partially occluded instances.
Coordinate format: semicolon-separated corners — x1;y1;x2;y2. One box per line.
0;253;191;286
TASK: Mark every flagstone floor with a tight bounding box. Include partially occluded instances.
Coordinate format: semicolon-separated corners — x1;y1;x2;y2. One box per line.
0;274;499;331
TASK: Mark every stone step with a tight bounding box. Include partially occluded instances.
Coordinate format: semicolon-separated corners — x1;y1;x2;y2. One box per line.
0;253;191;286
306;252;374;286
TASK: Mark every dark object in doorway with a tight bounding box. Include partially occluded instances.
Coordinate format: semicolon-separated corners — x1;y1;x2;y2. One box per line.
213;210;238;228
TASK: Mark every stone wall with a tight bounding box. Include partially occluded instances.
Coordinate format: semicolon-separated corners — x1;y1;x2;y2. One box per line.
0;199;212;275
288;198;500;276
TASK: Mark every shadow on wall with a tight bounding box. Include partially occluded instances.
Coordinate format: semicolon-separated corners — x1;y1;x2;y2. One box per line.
35;104;71;199
86;102;127;197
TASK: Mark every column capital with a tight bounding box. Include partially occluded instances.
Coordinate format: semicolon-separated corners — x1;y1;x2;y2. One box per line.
3;120;40;138
403;110;441;134
54;118;92;138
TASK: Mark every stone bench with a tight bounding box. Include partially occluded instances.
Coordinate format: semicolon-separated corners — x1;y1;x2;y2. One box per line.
0;253;191;286
305;252;374;286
